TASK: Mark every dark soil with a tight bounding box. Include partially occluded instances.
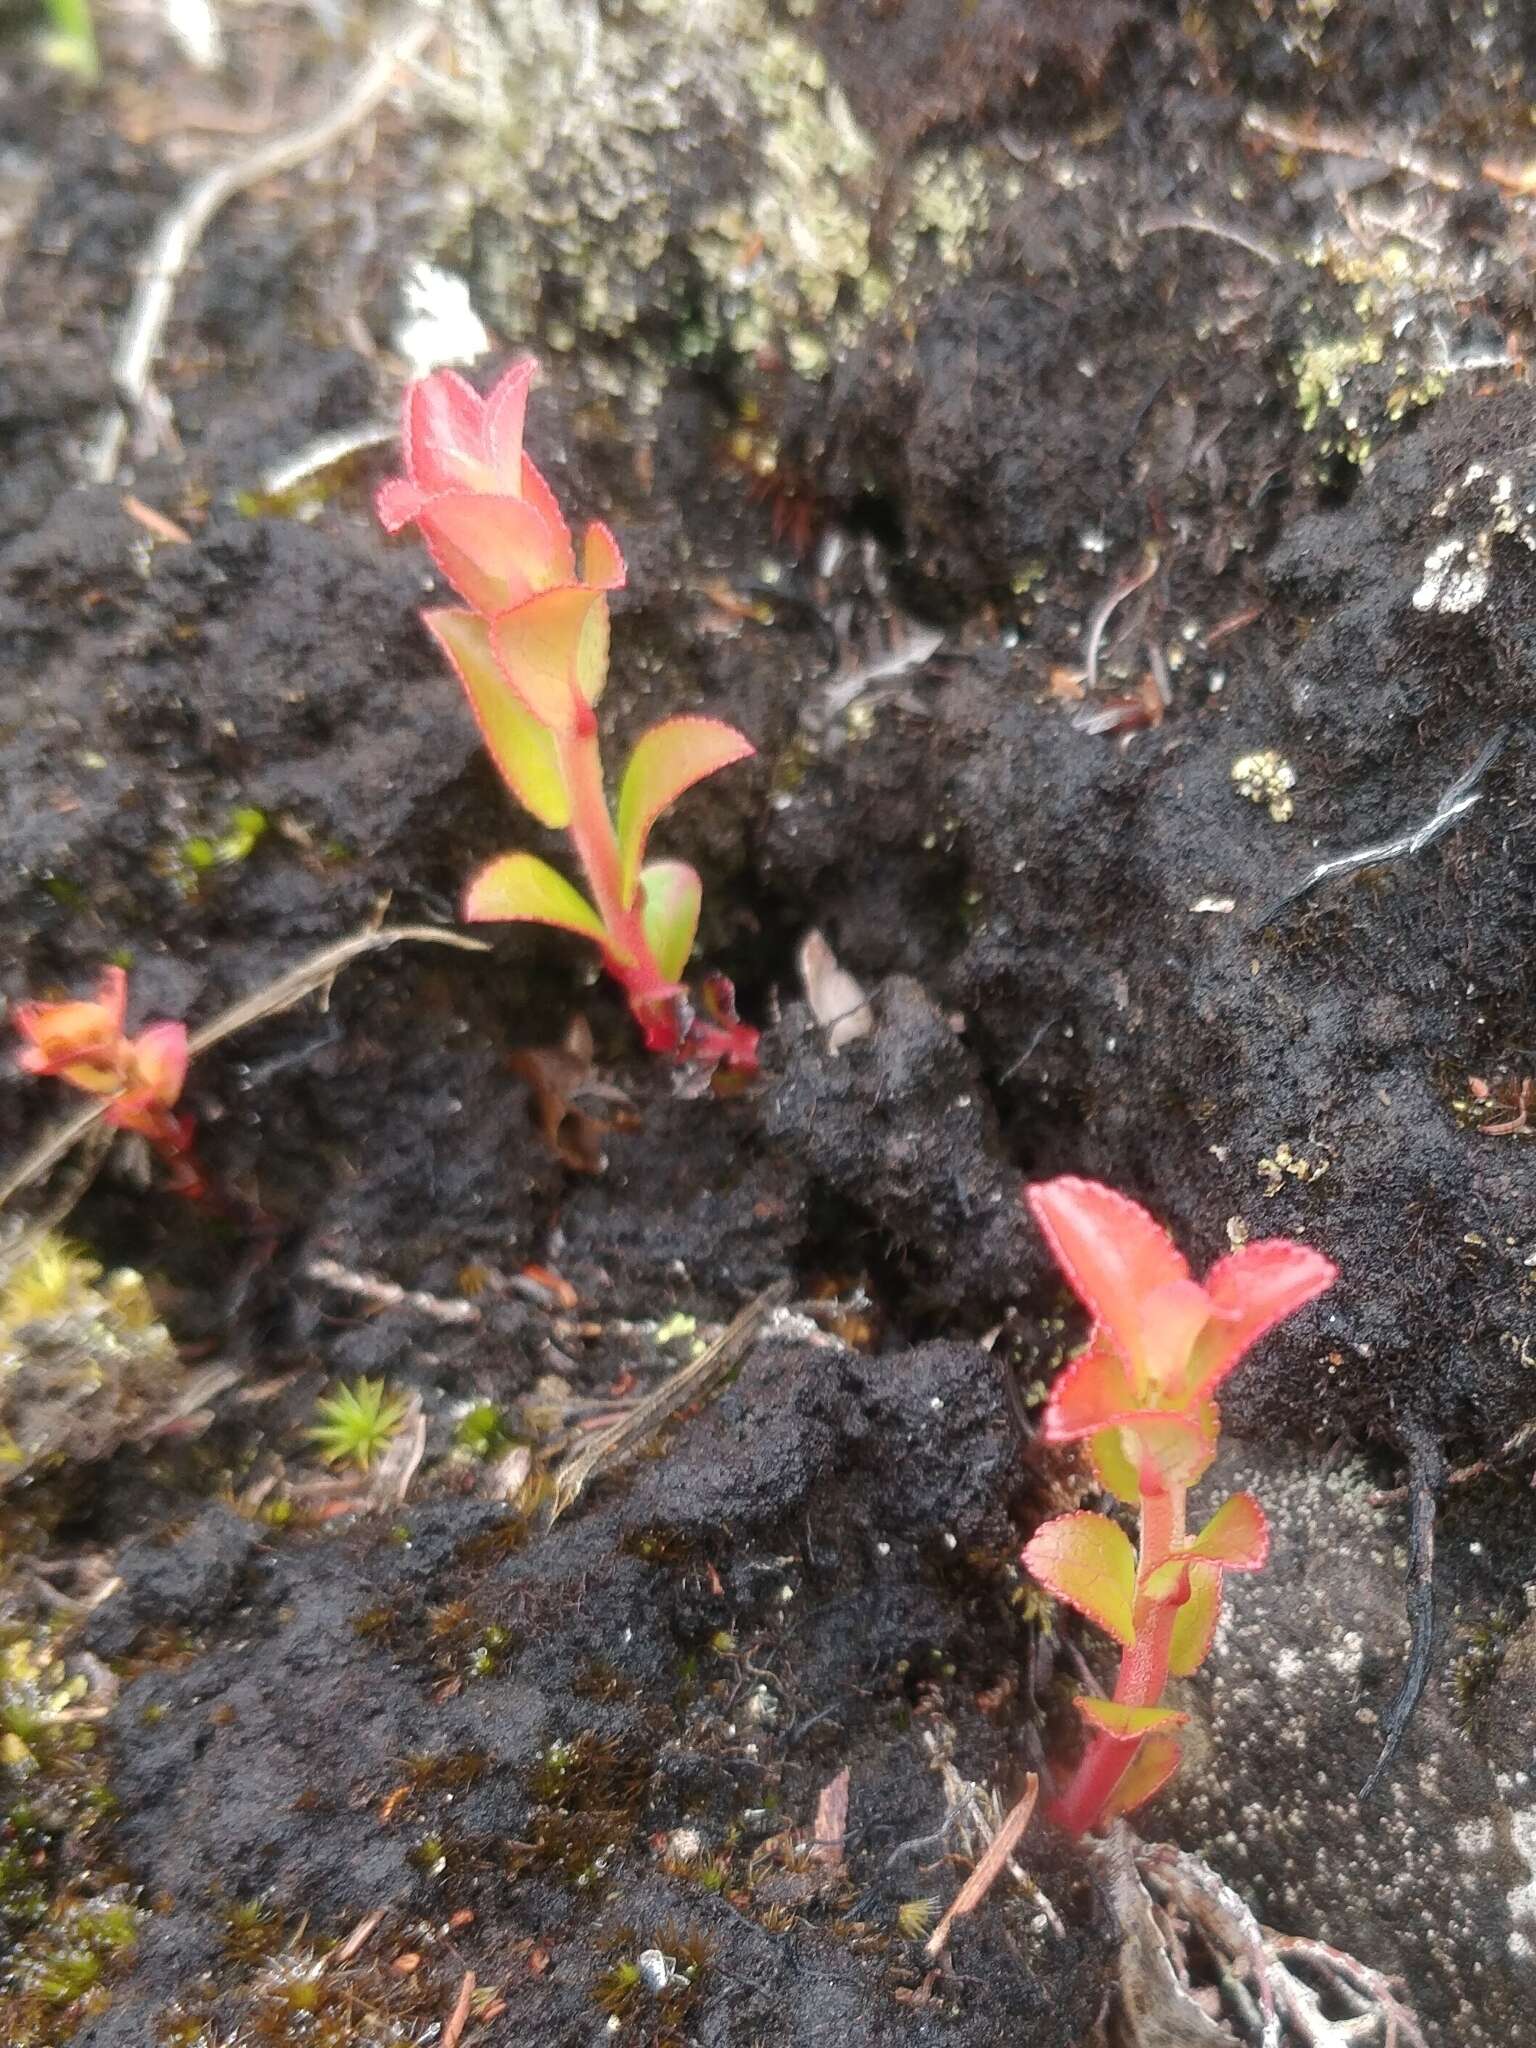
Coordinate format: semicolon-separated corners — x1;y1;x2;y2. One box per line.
4;2;1536;2043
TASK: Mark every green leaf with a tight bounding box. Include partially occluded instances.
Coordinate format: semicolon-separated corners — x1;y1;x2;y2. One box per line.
1087;1425;1141;1507
489;587;610;733
638;860;702;983
1168;1562;1223;1677
1145;1492;1268;1603
1102;1732;1182;1819
462;853;605;941
1022;1511;1137;1648
1187;1491;1269;1569
616;717;754;907
1074;1697;1188;1738
424;609;569;828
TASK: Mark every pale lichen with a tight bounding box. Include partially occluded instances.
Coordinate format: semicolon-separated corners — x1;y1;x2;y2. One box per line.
435;0;1004;409
1230;749;1297;823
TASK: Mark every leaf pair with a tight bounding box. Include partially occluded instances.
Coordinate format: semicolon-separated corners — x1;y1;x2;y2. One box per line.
1024;1492;1267;1663
1028;1178;1336;1467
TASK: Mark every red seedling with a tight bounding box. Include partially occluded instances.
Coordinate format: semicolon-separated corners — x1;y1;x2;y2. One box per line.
378;360;758;1075
1021;1178;1335;1833
14;966;204;1196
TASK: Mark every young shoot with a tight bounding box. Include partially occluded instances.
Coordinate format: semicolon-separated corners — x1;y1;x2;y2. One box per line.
13;966;203;1197
1021;1178;1335;1834
377;359;758;1076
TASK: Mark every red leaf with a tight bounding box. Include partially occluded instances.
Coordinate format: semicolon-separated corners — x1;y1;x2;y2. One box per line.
416;493;567;617
1121;1410;1218;1495
1139;1277;1218;1398
1022;1511;1137;1648
1025;1178;1190;1376
424;609;569;828
376;476;429;534
130;1021;189;1109
484;358;537;482
402;369;488;495
1181;1240;1336;1403
519;458;574;575
637;860;702;984
1073;1698;1188;1739
582;520;626;591
1041;1335;1140;1441
489;587;610;733
1144;1494;1267;1603
462;852;605;940
1087;1424;1142;1506
1187;1490;1269;1570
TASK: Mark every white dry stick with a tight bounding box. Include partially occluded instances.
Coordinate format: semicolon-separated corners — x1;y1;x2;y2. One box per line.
87;8;439;482
303;1257;480;1326
924;1773;1038;1958
367;1397;427;1508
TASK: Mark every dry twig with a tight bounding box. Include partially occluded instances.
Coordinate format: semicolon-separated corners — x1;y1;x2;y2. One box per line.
87;9;438;481
440;1972;476;2048
1254;728;1507;930
547;1280;790;1522
1242;106;1467;194
1127;1835;1429;2048
304;1257;480;1326
924;1775;1038;1958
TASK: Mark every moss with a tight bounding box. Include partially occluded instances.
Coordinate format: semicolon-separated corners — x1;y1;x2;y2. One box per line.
572;1658;638;1703
0;1631;136;2046
158;1913;458;2046
0;1236;182;1484
452;1401;508;1457
591;1923;710;2043
510;1732;651;1896
1286;232;1465;463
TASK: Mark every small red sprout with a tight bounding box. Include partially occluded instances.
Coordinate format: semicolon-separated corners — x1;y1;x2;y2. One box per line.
1021;1178;1335;1834
14;967;203;1196
378;361;759;1075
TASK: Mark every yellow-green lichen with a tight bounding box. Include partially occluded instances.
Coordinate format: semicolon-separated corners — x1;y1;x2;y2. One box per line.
438;0;1003;404
1230;749;1296;823
0;1235;181;1484
0;1632;137;2047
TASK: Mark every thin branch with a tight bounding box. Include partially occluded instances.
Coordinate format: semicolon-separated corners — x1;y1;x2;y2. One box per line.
1360;1420;1443;1800
1084;543;1160;694
1367;1418;1536;1505
86;9;438;482
1242;106;1467;194
304;1257;480;1325
1139;209;1284;268
547;1280;790;1522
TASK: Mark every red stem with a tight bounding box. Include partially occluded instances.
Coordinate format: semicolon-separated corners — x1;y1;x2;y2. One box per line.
1051;1481;1186;1835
